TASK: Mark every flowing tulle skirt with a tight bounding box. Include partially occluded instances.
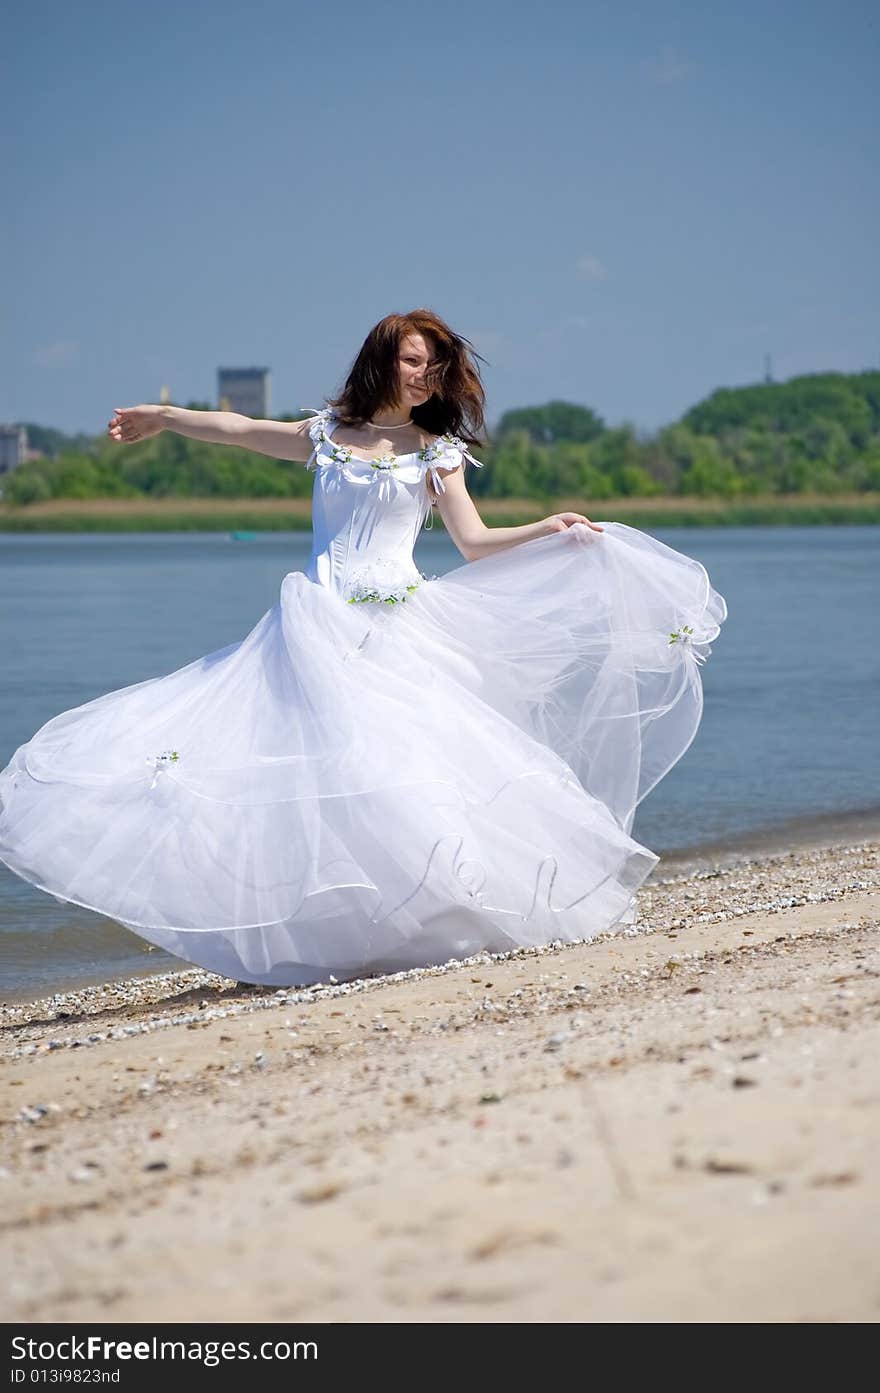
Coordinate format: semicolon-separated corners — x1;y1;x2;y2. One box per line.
0;522;727;984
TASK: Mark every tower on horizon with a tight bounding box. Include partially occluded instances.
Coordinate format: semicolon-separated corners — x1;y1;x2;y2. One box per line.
218;367;271;417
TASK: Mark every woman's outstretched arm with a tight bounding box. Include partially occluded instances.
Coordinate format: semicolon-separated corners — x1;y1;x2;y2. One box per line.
432;465;603;562
108;405;315;462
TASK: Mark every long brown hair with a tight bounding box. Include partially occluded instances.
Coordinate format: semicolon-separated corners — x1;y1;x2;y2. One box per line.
328;308;487;447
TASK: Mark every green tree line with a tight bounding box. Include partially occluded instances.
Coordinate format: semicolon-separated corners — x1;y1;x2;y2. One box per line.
4;371;880;506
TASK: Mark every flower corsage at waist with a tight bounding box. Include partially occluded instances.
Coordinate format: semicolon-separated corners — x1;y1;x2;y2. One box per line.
347;580;420;606
344;560;436;606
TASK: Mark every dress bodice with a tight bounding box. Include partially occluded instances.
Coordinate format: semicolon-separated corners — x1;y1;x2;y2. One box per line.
301;407;482;602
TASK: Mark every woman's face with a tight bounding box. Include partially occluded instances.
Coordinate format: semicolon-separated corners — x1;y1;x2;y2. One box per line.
396;332;437;408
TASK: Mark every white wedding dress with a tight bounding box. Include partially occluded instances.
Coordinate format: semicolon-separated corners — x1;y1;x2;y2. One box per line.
0;408;727;985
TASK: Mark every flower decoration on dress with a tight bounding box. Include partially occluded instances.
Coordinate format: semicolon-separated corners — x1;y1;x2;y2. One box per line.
419;432;485;464
146;749;180;790
299;407;336;469
668;623;711;666
347;581;421;606
417;443;451;501
419;434;484;499
367;454;400;504
345;561;432;606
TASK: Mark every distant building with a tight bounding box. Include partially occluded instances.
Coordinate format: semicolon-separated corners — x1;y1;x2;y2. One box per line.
217;367;271;418
0;424;27;474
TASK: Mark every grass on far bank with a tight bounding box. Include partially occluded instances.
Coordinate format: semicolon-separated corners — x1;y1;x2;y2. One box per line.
1;492;879;532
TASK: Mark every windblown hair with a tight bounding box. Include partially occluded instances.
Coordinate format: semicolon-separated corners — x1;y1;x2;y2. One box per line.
328;308;487;447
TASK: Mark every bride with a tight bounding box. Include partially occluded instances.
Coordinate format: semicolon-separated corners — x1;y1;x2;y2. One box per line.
0;308;727;986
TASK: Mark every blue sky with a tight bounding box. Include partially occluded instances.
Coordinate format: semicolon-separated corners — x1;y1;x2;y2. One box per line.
4;0;877;437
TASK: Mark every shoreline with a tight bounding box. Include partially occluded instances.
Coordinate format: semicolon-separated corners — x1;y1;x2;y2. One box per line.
656;804;880;874
1;830;877;1322
2;491;879;531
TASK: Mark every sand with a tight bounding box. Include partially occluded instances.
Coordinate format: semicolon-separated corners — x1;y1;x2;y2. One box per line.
1;836;878;1324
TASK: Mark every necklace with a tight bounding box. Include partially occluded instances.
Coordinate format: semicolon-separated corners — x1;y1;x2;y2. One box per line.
366;418;414;429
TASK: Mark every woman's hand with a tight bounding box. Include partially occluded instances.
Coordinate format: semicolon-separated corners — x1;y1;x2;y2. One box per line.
541;511;604;534
108;405;165;444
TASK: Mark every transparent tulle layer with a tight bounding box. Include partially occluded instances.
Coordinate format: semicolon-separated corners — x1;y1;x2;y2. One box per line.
0;522;726;985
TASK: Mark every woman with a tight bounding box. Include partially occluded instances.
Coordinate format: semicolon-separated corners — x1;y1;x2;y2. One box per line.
0;308;727;986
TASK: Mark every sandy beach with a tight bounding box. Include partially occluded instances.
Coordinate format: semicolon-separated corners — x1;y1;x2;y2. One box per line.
1;833;878;1324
